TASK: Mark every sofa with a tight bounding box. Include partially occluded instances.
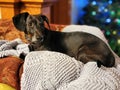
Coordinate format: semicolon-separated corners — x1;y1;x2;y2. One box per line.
0;19;66;90
0;19;120;90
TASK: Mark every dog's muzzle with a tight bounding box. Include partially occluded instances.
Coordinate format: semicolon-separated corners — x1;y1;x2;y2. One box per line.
28;38;44;51
38;36;44;43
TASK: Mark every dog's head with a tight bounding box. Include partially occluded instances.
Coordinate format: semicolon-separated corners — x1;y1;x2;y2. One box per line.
12;12;50;44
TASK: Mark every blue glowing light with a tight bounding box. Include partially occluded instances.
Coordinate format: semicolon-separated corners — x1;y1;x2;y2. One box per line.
98;6;105;12
92;1;97;5
104;8;108;12
108;0;113;4
106;18;111;23
101;6;105;10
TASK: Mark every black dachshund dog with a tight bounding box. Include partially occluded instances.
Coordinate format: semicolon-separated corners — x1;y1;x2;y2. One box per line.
12;12;115;67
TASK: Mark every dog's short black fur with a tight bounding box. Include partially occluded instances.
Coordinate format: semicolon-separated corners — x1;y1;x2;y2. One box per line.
12;12;115;67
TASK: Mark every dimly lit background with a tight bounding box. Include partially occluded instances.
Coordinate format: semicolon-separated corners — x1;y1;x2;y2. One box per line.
0;0;119;56
72;0;120;56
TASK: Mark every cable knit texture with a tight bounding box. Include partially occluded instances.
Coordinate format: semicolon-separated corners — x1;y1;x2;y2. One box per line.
20;25;120;90
57;62;120;90
0;25;120;90
21;51;83;90
21;51;120;90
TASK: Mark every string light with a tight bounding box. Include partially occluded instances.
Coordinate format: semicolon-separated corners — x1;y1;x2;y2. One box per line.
108;0;113;4
104;8;108;12
98;6;105;12
116;18;120;25
91;1;97;5
110;10;115;17
117;39;120;44
98;8;102;12
106;30;111;35
112;30;117;35
91;11;96;16
83;0;120;56
105;18;111;23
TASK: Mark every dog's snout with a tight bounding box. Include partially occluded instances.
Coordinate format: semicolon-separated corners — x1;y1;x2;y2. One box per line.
38;36;44;42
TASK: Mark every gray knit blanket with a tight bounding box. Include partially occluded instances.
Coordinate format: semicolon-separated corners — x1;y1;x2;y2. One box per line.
0;38;120;90
0;25;120;90
0;38;30;57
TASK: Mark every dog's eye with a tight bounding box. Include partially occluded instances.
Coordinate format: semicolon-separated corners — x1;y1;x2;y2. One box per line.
28;23;33;27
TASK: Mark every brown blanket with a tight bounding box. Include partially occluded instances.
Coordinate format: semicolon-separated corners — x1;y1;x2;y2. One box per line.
0;56;23;90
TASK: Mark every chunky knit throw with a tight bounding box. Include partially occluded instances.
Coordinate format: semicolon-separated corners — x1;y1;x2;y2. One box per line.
20;25;120;90
0;25;120;90
21;51;120;90
21;51;83;90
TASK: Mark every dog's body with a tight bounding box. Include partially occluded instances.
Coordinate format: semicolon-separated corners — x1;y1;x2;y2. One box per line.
12;12;115;67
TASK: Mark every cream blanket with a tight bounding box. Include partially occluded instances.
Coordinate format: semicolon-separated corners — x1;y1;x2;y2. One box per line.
21;25;120;90
21;51;120;90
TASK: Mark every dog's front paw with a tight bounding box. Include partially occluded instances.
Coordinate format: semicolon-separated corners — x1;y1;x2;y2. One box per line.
19;52;26;60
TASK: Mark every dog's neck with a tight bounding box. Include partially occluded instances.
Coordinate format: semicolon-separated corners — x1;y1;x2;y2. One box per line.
43;28;55;39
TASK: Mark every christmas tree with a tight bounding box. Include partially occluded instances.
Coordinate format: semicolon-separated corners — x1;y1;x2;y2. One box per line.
82;0;120;56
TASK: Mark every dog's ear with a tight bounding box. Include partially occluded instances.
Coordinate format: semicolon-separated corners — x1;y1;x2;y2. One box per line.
12;12;29;31
34;14;50;29
40;15;50;29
